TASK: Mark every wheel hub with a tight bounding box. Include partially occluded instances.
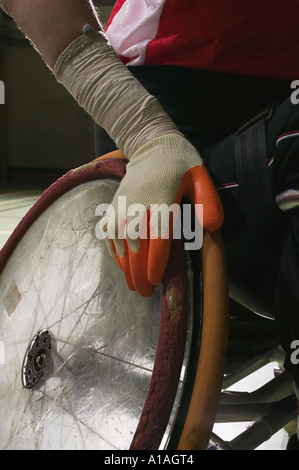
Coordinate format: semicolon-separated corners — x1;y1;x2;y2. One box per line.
22;329;52;389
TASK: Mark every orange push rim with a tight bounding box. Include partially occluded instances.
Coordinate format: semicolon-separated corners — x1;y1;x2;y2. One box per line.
177;230;229;450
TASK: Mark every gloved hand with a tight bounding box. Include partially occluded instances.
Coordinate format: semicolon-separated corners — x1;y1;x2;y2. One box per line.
100;133;223;296
53;26;224;296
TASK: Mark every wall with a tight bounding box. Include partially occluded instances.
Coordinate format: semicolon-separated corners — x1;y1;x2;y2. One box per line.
4;46;95;171
1;5;113;174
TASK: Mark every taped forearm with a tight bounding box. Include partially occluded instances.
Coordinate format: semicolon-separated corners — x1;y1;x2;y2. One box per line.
53;26;180;159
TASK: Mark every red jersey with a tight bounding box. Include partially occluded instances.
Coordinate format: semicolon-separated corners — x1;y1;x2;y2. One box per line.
105;0;299;80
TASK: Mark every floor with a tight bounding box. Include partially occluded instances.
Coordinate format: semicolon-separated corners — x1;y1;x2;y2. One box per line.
0;184;296;451
0;188;43;250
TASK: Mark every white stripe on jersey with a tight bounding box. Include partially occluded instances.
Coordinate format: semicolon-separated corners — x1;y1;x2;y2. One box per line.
106;0;167;65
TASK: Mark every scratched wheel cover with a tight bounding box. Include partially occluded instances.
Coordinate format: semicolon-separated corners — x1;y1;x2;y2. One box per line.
0;178;167;450
0;167;192;450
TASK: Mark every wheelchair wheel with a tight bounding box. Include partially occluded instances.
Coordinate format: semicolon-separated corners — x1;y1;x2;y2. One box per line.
0;156;228;450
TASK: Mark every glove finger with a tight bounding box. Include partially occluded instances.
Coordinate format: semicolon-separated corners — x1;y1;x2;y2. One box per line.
129;236;155;297
108;236;135;291
114;239;136;292
179;165;224;232
105;237;117;258
107;213;153;295
147;236;172;287
126;211;155;297
107;239;126;276
147;202;181;286
104;204;134;288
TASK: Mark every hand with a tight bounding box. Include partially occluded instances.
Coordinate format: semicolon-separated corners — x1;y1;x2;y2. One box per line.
100;133;224;297
51;28;223;295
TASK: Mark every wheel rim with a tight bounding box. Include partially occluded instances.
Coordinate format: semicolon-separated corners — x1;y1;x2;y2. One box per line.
0;159;190;450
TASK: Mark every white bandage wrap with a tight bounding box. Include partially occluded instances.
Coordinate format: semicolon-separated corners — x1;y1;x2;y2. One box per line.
53;27;180;159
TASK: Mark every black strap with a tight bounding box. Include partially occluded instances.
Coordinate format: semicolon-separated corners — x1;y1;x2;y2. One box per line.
234;108;283;230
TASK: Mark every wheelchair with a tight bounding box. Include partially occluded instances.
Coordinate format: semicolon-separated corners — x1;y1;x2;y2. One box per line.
0;153;297;450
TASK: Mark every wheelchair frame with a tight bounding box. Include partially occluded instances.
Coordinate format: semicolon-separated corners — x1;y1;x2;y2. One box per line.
211;346;297;450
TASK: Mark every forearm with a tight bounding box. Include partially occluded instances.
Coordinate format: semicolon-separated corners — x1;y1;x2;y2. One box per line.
53;27;179;158
0;0;178;156
0;0;101;69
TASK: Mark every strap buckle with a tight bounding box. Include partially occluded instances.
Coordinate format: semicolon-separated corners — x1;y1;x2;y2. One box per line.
235;107;276;137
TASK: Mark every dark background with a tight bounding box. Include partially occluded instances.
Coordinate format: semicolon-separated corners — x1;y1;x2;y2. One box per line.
0;1;115;188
